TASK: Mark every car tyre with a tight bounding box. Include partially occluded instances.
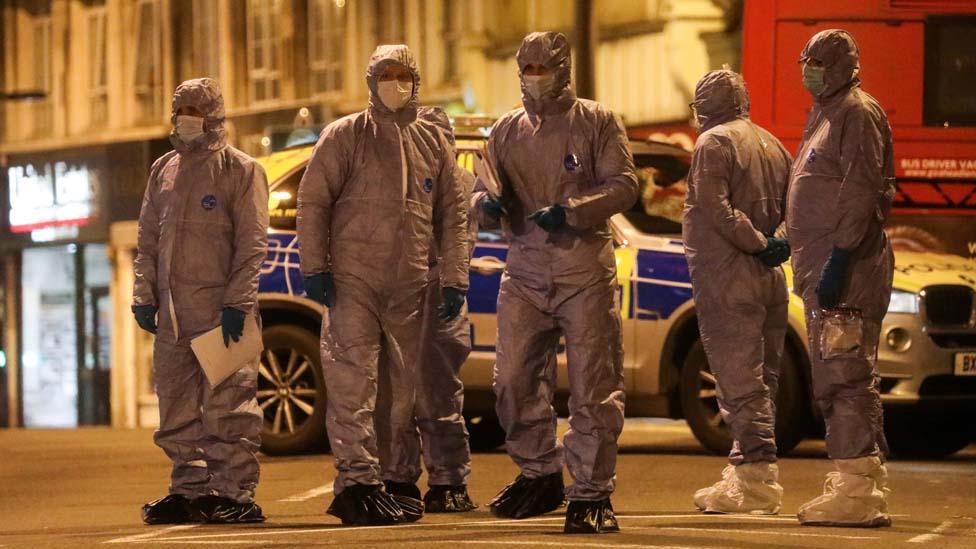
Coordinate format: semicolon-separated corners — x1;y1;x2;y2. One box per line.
680;339;809;456
258;324;328;455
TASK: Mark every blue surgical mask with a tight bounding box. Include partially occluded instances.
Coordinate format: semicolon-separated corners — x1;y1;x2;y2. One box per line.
802;64;827;96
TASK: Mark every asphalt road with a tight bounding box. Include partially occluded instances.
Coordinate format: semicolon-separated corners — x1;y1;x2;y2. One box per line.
1;422;974;548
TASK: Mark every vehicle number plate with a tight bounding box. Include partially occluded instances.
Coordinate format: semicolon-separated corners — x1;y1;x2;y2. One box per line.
955;353;976;376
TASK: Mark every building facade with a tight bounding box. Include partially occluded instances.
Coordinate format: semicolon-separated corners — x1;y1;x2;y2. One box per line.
0;0;734;428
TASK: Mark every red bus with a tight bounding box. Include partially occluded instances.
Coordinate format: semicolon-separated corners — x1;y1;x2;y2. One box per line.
743;0;976;259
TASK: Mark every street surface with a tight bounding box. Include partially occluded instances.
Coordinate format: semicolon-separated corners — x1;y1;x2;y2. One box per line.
1;421;974;548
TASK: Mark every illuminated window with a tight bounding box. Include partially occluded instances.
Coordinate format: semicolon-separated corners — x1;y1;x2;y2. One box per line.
247;0;283;103
308;0;346;95
134;0;164;123
88;4;108;127
192;0;220;78
31;15;53;137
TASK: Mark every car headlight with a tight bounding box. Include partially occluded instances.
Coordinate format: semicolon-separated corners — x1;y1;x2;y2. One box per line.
888;290;919;314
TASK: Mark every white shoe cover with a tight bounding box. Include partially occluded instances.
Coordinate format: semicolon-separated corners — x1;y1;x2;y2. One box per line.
694;462;783;515
797;456;892;528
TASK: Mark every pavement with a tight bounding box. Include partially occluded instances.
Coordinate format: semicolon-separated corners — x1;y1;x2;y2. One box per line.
1;421;974;548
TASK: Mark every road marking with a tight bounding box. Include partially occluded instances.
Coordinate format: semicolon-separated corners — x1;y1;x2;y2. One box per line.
638;525;879;541
907;520;956;544
278;483;334;502
443;542;699;549
103;525;199;544
619;513;798;522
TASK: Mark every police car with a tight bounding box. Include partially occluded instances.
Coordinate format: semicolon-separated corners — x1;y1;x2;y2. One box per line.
254;128;976;458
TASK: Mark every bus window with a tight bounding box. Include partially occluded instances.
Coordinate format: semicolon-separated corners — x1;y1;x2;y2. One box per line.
269;167;303;231
924;16;976;127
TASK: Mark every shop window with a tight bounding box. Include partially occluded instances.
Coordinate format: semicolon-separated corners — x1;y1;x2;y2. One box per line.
21;246;78;428
192;0;220;78
88;5;109;127
247;0;283;103
134;0;164;123
31;16;53;137
308;0;346;96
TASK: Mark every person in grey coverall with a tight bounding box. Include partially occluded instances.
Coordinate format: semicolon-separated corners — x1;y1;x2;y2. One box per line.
683;69;793;516
472;31;638;534
297;45;469;526
133;77;268;525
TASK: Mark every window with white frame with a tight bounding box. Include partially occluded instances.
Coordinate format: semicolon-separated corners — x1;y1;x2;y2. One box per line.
134;0;164;123
308;0;346;95
247;0;283;103
192;0;220;78
31;15;53;137
88;5;108;127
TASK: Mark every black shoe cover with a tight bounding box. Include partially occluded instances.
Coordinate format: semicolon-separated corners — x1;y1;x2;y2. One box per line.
488;473;565;519
384;480;422;500
194;495;266;524
327;484;422;526
142;494;203;525
563;499;620;534
423;485;478;513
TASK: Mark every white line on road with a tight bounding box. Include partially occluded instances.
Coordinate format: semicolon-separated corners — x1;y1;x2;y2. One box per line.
103;524;199;544
908;520;954;544
278;483;334;502
444;542;699;549
639;525;880;541
619;513;799;522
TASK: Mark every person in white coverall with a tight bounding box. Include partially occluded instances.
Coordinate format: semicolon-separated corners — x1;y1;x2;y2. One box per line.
788;29;896;528
296;45;469;526
682;69;793;515
133;78;268;525
472;31;638;534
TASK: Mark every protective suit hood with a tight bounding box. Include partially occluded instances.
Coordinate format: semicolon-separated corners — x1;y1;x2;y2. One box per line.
517;32;576;116
366;44;420;126
170;78;227;153
800;29;860;103
692;70;750;133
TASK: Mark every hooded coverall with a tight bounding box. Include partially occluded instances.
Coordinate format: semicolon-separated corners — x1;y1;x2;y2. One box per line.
133;78;269;504
377;106;477;488
788;29;895;526
473;31;638;501
788;29;895;463
683;70;793;466
297;46;469;493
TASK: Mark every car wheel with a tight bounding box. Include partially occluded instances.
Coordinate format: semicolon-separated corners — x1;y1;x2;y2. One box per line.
680;339;810;456
465;413;506;452
884;414;971;459
258;324;328;455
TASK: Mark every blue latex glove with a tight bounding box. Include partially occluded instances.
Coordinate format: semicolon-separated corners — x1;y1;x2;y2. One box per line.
757;236;791;268
439;287;466;322
816;247;851;309
527;204;566;233
131;304;158;334
304;272;336;308
221;307;246;348
481;196;506;219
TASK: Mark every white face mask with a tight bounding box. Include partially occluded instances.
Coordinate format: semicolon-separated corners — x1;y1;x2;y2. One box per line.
377;80;413;111
523;73;555;101
175;115;206;143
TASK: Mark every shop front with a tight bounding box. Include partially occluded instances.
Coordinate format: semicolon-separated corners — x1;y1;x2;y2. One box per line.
0;140;163;428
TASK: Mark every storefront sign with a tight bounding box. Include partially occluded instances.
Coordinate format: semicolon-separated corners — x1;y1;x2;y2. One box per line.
7;162;96;233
